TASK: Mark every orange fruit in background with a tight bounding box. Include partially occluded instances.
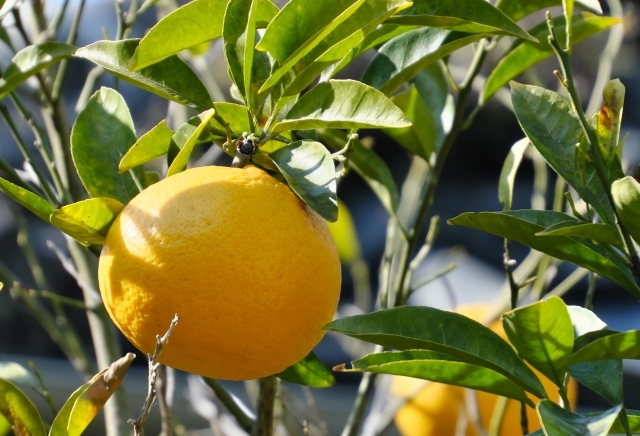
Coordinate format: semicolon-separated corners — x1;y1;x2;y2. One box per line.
98;165;341;380
392;304;578;436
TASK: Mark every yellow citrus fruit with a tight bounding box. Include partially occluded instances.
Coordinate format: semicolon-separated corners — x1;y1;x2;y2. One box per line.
392;304;578;436
98;165;341;380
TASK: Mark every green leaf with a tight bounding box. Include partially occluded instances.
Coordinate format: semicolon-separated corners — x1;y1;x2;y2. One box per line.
0;379;46;436
167;109;216;177
569;357;623;406
282;0;413;98
411;62;450;150
319;129;399;217
0;177;53;222
257;0;367;94
276;351;335;388
502;296;574;387
510;82;616;225
535;221;623;250
384;85;435;160
537;400;621;436
499;138;529;211
496;0;601;22
119;120;174;172
0;414;9;436
50;198;124;246
0;42;76;99
568;306;609;338
361;28;485;96
50;353;134;436
324;306;547;399
483;14;620;104
268;140;337;222
342;350;533;405
606;410;640;434
327;199;361;263
596;79;625;163
571;330;640;364
145;171;160;186
448;210;640;298
130;0;278;70
271;80;410;135
71;87;145;204
75;39;213;111
612;176;640;246
387;0;536;41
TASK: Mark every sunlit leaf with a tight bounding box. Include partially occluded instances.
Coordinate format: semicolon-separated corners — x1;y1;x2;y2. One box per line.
597;79;625;163
327;200;361;263
119;120;174;172
0;363;40;394
0;177;53;222
499;138;528;211
50;198;125;246
167;109;216;177
571;330;640;364
535;221;623;250
612;177;640;245
276;351;335;388
496;0;601;22
0;379;46;436
537;400;621;436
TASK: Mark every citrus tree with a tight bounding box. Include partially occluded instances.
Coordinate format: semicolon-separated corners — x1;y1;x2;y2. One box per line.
0;0;638;435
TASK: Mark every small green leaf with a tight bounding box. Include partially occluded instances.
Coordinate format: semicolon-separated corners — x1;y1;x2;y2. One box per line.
448;210;640;298
612;176;640;245
167;109;216;177
571;330;640;364
537;400;621;436
0;177;53;222
0;379;46;436
75;39;213;111
502;296;574;387
268;140;337;222
597;79;625;163
319;129;399;217
499;138;528;211
387;0;536;41
496;0;601;22
324;306;547;399
361;28;485;96
271;80;410;135
343;350;533;405
130;0;278;70
606;410;640;434
50;198;124;246
535;221;623;250
50;353;135;436
411;62;450;150
327;199;361;263
119;120;174;172
0;42;76;99
510;82;616;225
276;351;335;388
71;87;145;204
384;85;435;160
483;15;620;104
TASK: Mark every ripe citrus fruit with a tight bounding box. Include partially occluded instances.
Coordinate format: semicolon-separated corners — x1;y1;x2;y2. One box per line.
392;304;577;436
98;165;341;380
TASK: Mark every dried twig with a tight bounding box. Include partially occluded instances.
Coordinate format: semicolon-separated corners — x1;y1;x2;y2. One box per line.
128;314;180;436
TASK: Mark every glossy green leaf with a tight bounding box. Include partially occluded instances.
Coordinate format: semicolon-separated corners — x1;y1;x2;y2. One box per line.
496;0;601;22
483;15;620;104
0;363;40;394
130;0;278;70
0;379;46;436
324;306;547;398
612;176;640;245
283;0;412;97
411;62;450;150
387;0;535;41
343;350;533;405
319;129;399;216
537;400;621;436
327;200;361;263
511;82;616;225
0;42;76;99
50;198;124;246
569;357;623;406
119;120;174;172
268;140;337;222
499;138;528;211
258;0;366;94
76;40;213;111
502;297;574;387
72;87;145;204
271;80;410;135
276;351;335;388
0;177;53;222
167;109;216;177
384;85;435;160
448;210;640;298
50;353;135;436
536;221;623;249
571;330;640;364
361;28;485;96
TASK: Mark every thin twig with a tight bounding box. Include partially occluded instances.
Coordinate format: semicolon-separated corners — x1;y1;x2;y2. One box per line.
128;314;180;436
203;378;255;432
156;365;174;436
27;361;57;415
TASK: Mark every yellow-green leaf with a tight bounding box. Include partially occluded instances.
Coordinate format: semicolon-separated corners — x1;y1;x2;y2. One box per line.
0;177;53;222
167;109;216;177
119;120;174;172
0;379;46;436
327;200;361;263
50;198;125;246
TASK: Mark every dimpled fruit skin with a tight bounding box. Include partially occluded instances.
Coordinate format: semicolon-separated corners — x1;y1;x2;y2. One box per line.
98;165;341;380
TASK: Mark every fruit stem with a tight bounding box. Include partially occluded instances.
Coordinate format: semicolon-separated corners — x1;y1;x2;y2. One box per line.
252;375;277;436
